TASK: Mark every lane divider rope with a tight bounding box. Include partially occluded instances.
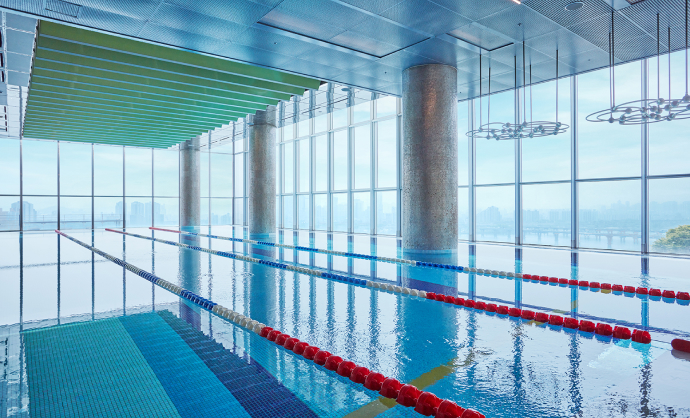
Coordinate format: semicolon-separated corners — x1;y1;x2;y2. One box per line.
149;227;690;305
128;229;653;345
57;230;484;418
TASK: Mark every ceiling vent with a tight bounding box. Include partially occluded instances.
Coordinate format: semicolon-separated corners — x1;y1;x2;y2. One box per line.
45;0;81;18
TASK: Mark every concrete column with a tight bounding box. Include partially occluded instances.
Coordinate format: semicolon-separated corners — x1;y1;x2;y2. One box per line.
247;105;277;239
402;64;458;253
179;135;200;230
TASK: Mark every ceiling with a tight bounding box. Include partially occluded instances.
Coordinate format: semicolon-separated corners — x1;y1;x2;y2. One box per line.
21;20;320;147
0;0;686;104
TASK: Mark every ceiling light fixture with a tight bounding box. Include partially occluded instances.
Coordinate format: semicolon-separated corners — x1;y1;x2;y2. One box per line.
587;3;690;125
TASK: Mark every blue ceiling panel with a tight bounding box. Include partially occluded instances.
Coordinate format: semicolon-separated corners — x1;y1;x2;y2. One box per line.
278;58;345;81
523;0;611;31
5;13;37;31
349;16;428;49
430;0;514;22
164;0;271;26
150;3;248;41
272;0;370;31
332;70;394;92
296;47;377;72
69;0;159;20
375;49;440;69
75;6;148;37
6;28;35;55
447;24;513;51
8;70;30;86
329;30;401;57
233;26;319;57
337;0;404;15
216;43;294;70
138;22;228;55
457;56;515;82
527;58;576;81
476;5;562;43
527;28;599;59
347;61;400;84
559;47;610;74
7;51;33;72
566;12;647;61
259;9;348;40
404;37;476;66
488;42;553;69
379;0;471;36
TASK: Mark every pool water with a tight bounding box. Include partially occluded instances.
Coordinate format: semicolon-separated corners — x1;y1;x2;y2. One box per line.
1;226;689;417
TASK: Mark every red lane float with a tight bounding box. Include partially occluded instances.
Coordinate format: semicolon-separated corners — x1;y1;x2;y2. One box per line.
672;338;690;353
259;324;484;417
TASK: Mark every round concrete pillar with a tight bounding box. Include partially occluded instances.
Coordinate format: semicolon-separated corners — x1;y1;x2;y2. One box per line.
247;105;277;238
402;64;458;253
179;136;200;230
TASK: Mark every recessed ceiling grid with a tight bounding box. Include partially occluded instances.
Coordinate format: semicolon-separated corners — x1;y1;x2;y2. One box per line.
22;20;320;148
0;0;687;107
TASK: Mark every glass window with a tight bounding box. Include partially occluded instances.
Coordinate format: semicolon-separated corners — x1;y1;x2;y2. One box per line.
298;139;309;193
126;198;152;227
0;196;20;231
522;79;571;182
314;134;328;192
475;91;514;185
94;197;123;228
60;196;91;229
155;197;179;226
210;198;231;226
522;183;571;246
650;177;690;254
458;102;469;186
200;150;210;198
314;194;327;230
125;147;152;196
234;198;244;225
201;198;209;225
314;113;327;133
354;125;371;189
94;145;123;196
0;139;20;194
210;153;232;198
377;119;397;188
298;117;309;138
333;130;348;190
23;140;57;195
22;196;57;231
59;142;92;196
376;96;396;118
353;101;371;124
234;154;244;198
332;193;348;232
298;195;309;230
283;195;293;228
649;50;690;176
458;187;469;240
283;124;294;142
155;149;179;197
333;108;348;129
282;143;294;194
353;191;370;233
376;191;396;235
578;180;640;251
476;185;515;243
578;62;641;179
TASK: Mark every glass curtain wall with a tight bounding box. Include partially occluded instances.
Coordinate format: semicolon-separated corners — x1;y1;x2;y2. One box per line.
459;55;690;254
277;85;400;236
4;140;183;230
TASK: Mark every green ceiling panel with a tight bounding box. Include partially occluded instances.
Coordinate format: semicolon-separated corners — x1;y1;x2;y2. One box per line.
26;108;219;133
37;37;307;96
33;69;277;106
31;84;250;118
24;21;320;148
34;55;290;100
39;21;320;90
31;79;263;114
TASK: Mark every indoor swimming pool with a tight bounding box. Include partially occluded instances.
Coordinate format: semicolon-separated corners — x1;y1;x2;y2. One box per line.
1;227;689;417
